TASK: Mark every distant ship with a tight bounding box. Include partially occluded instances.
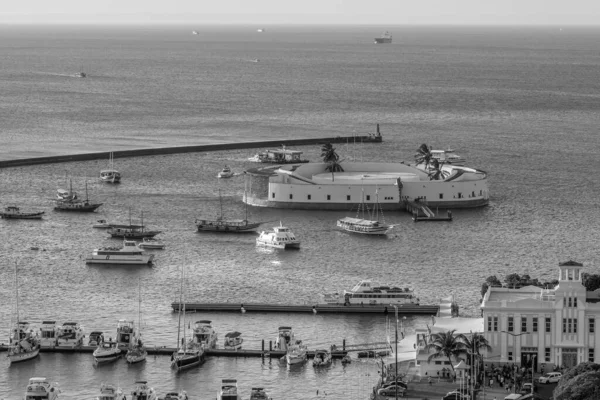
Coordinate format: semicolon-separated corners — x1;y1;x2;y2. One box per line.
374;31;392;44
192;31;198;35
257;28;265;33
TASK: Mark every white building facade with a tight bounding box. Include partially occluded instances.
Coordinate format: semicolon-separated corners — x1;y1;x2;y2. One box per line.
480;261;600;372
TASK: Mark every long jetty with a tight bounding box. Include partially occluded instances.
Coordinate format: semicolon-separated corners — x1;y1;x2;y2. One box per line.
0;135;382;169
171;302;439;315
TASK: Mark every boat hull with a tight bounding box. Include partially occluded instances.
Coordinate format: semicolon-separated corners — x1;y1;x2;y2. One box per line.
94;351;122;363
171;352;205;371
138;244;165;249
8;346;40;364
126;349;147;364
0;212;44;219
85;256;154;265
196;222;261;233
109;231;161;239
54;202;102;212
286;354;307;365
374;38;392;44
256;240;300;249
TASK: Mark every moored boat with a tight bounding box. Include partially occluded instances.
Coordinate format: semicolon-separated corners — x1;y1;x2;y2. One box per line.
223;331;243;350
56;322;85;348
285;341;308;365
97;383;125;400
163;391;189;400
137;237;166;249
93;340;122;363
430;149;466;165
312;349;333;367
337;189;393;235
100;152;121;183
126;281;147;364
85;240;155;265
130;381;158;400
254;146;309;164
274;326;294;351
0;206;44;219
88;331;104;347
218;166;235;178
39;320;58;348
256;222;300;249
218;379;241;400
192;320;218;349
54;181;102;212
108;211;161;239
116;319;135;347
8;321;41;364
323;279;417;306
24;377;60;400
195;190;263;233
250;388;271;400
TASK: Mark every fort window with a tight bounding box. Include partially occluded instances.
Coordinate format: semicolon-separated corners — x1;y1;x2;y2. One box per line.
458;193;463;199
533;317;538;332
590;348;595;363
366;195;371;201
493;316;498;331
307;194;311;200
590;318;595;333
289;194;293;200
521;318;527;332
272;193;275;199
508;317;514;332
439;193;443;199
508;351;513;361
546;317;551;332
327;195;331;201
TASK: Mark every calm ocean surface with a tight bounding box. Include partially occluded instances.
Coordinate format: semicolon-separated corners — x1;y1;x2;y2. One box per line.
1;24;600;399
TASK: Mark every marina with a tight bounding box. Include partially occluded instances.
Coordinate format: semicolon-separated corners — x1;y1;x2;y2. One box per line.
169;302;439;314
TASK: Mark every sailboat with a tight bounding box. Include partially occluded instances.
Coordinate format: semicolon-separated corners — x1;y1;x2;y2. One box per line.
126;280;147;363
336;188;394;235
8;262;41;364
108;210;161;239
54;180;103;212
171;266;205;371
100;152;121;183
195;189;263;232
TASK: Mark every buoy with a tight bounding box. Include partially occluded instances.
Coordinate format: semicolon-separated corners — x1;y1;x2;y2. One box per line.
241;304;246;313
312;306;317;314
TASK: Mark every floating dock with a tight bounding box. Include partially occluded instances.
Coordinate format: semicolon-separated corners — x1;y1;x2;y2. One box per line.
405;200;453;222
171;302;439;315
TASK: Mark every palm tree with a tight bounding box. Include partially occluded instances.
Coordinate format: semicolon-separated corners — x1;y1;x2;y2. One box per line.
457;332;492;387
425;329;467;376
320;143;344;182
414;143;433;169
428;159;449;181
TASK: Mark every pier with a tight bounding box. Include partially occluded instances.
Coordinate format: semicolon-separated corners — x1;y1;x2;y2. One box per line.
171;302;439;315
404;200;453;222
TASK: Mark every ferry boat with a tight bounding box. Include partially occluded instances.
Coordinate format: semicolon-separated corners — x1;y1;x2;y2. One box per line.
256;222;300;249
130;381;158;400
8;321;41;364
97;383;125;400
137;237;165;249
323;279;417;306
39;320;58;348
93;340;122;363
374;31;392;44
250;146;309;164
0;206;44;219
223;331;243;350
24;377;60;400
430;149;466;165
274;326;295;351
56;322;85;348
218;166;235;179
218;379;241;400
85;240;155;265
312;349;333;367
100;152;121;183
250;388;271;400
116;319;135;347
192;320;218;349
285;341;308;365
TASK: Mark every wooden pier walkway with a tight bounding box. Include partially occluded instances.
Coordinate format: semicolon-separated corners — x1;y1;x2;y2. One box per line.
171;302;439;315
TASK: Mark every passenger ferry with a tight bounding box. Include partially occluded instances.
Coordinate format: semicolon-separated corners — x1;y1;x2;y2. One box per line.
336;216;393;235
85;240;155;265
56;322;85;348
24;377;60;400
192;320;218;349
256;222;300;249
323;279;417;305
39;320;58;347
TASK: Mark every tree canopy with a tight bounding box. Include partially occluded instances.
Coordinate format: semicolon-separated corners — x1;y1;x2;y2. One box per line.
582;273;600;292
554;362;600;400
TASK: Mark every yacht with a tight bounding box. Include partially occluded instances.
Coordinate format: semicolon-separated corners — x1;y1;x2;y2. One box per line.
39;320;58;348
430;149;466;165
250;388;271;400
130;381;158;400
85;240;155;265
312;349;333;367
322;279;417;306
8;321;40;363
56;322;84;348
217;166;235;179
285;341;308;365
192;320;218;349
256;222;300;249
137;237;165;249
274;326;294;351
24;377;60;400
100;152;121;183
0;206;44;219
218;379;241;400
93;340;122;363
116;319;135;347
97;383;125;400
223;331;243;350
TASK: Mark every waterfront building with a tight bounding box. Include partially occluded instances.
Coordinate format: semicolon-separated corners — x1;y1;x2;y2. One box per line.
481;261;600;372
244;161;489;210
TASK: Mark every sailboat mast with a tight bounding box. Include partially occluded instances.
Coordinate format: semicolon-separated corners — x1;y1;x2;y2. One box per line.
176;266;183;349
137;278;142;342
219;189;223;219
85;181;89;202
14;261;19;324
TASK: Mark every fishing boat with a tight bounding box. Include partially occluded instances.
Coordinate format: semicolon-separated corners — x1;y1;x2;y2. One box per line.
137;237;166;249
93;340;122;364
126;280;147;364
285;341;308;365
274;326;294;351
374;31;392;44
195;190;263;233
108;210;161;239
218;379;241;400
218;166;235;178
192;320;218;349
0;206;44;219
88;331;104;347
54;181;103;212
223;331;243;350
250;388;271;400
256;222;300;249
337;189;393;235
93;219;112;228
322;279;417;306
97;383;125;400
85;239;155;265
39;320;58;348
130;381;158;400
100;152;121;183
312;349;333;367
56;322;85;348
24;377;60;400
115;319;135;347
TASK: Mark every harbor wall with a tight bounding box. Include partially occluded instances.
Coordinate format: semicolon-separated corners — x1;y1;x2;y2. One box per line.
0;135;381;169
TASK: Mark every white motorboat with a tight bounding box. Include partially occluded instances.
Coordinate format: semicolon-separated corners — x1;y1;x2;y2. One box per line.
130;381;158;400
8;321;41;364
248;154;261;162
24;377;60;400
164;391;189;400
100;152;121;183
322;279;417;306
312;349;333;367
93;341;122;363
39;320;58;348
430;149;466;165
97;383;125;400
0;206;44;219
250;388;271;400
256;222;300;249
192;320;218;349
56;322;85;348
217;166;235;178
274;326;294;351
116;319;135;347
285;341;308;365
137;237;166;249
88;331;104;347
218;379;241;400
223;331;243;350
85;240;155;265
93;219;112;229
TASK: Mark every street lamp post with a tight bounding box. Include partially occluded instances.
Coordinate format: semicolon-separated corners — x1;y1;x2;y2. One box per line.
531;354;536;394
390;306;407;400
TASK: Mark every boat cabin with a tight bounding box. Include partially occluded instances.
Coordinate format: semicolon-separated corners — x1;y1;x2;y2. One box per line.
116;320;135;345
219;379;239;400
58;322;80;339
260;147;306;163
40;321;57;340
250;388;269;400
88;331;104;346
276;326;294;350
25;377;58;399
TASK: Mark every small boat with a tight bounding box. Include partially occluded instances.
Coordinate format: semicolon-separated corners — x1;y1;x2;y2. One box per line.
97;383;125;400
164;392;189;400
223;331;243;350
312;349;333;367
93;340;122;363
88;331;104;347
137;237;166;249
192;320;218;350
430;149;466;165
116;319;135;347
39;320;58;348
130;381;158;400
56;322;85;348
218;379;241;400
285;340;308;365
323;279;417;306
374;31;392;44
253;145;309;164
218;166;235;179
337;189;393;236
24;377;60;400
93;219;112;229
341;354;352;364
100;153;121;183
85;239;155;265
274;326;294;351
256;222;300;249
248;154;261;162
192;30;198;35
108;211;161;239
8;321;41;364
257;28;265;33
195;190;263;233
250;388;271;400
55;181;102;212
0;206;44;219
